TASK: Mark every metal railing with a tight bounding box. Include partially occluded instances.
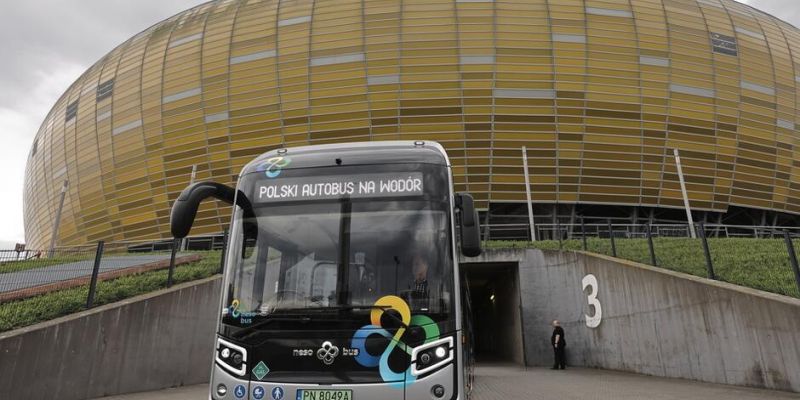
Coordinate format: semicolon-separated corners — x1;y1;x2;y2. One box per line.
481;222;800;242
4;219;799;332
482;221;800;297
0;249;44;263
0;235;228;332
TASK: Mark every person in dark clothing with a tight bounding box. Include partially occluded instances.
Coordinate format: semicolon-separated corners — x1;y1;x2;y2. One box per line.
404;253;429;309
551;320;566;370
411;254;429;296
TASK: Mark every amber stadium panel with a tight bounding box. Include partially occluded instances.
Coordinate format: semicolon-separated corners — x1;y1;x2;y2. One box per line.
22;0;800;248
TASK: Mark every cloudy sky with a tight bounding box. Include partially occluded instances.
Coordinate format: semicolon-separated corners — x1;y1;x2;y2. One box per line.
0;0;204;248
0;0;796;248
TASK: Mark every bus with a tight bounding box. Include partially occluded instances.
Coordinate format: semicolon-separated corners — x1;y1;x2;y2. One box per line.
170;141;481;400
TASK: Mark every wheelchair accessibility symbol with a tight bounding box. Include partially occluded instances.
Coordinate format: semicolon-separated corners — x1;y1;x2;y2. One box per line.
234;384;246;399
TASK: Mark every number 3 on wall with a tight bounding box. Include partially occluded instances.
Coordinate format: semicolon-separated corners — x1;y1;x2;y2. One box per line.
582;274;602;328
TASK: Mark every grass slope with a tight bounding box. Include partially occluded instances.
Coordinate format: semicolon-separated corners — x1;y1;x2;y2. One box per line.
486;238;800;299
0;251;221;332
3;237;799;332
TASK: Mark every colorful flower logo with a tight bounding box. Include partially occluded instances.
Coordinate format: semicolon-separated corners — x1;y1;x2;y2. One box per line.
350;295;440;387
257;156;291;178
229;299;241;318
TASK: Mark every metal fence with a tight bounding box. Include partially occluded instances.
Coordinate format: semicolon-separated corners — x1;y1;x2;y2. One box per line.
3;220;800;331
0;235;228;332
482;222;800;242
0;249;45;263
483;221;800;298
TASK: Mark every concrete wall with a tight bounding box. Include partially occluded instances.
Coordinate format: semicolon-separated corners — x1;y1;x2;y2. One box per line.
464;249;800;392
3;249;800;398
0;276;221;400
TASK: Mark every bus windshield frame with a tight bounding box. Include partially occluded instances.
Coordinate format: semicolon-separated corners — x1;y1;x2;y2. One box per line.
220;162;455;333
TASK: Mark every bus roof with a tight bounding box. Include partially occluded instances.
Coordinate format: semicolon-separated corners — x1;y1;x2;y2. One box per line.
241;141;450;176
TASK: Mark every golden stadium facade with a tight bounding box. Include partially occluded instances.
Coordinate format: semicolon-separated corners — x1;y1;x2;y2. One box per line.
23;0;800;248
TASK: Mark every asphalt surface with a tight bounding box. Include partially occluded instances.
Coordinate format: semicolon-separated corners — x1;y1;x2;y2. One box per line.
91;364;800;400
0;254;174;293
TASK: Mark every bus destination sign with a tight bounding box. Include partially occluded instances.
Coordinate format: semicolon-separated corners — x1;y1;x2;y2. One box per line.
254;172;424;203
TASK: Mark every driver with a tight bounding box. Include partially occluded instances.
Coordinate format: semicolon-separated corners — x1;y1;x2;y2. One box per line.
407;253;429;309
411;254;429;297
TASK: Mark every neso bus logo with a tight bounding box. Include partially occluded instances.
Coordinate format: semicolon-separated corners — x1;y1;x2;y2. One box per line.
258;156;292;178
293;345;358;358
316;341;340;365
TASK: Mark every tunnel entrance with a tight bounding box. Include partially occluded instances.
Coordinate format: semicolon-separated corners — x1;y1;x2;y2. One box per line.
461;262;525;365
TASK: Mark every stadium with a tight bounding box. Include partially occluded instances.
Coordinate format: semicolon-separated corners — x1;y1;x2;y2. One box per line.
23;0;800;249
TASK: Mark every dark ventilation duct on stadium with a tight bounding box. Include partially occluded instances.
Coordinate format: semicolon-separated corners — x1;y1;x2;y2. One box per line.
65;100;78;122
96;79;114;101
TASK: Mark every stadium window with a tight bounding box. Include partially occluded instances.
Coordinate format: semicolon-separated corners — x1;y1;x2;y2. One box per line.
65;100;78;122
97;79;114;101
710;32;738;56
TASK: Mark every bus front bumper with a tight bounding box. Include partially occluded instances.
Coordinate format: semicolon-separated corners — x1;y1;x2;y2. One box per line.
209;361;456;400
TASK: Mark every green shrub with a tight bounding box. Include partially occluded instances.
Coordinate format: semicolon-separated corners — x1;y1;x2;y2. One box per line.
4;237;799;332
0;251;221;332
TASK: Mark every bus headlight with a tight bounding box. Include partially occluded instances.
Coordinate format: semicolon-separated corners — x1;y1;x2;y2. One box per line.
216;337;248;376
411;336;454;376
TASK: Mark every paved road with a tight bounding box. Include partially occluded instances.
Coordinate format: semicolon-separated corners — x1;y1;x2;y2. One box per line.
471;364;800;399
92;364;800;400
0;254;174;293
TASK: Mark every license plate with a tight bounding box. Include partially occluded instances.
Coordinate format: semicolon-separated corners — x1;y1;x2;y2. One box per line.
295;389;353;400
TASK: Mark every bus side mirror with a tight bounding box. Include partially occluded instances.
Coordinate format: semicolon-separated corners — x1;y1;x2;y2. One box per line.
171;181;249;238
456;193;481;257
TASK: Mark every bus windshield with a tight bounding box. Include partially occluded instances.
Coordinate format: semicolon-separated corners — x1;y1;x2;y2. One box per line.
222;164;454;329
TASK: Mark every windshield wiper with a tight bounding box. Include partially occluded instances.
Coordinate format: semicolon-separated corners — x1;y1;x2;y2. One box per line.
316;305;409;329
231;313;313;338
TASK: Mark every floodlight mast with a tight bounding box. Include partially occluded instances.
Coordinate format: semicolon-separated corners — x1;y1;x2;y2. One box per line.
522;146;537;242
674;148;697;239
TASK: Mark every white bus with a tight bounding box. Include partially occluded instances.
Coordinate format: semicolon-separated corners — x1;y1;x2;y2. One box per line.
170;141;481;400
